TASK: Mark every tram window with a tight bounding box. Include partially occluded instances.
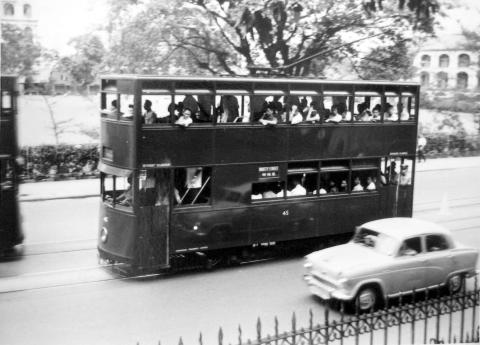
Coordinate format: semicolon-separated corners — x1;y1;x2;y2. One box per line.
351;169;378;192
1;91;12;110
354;96;382;122
139;170;170;206
384;95;400;122
251;181;285;200
254;95;290;124
101;173;133;208
0;159;14;190
174;167;211;206
174;94;213;124
320;160;349;194
399;158;413;186
119;94;134;121
141;95;172;124
323;96;352;123
101;94;119;119
216;95;248;123
287;161;318;196
399;95;415;121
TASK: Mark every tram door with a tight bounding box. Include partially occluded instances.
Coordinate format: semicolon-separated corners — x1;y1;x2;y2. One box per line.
137;169;171;270
381;157;414;218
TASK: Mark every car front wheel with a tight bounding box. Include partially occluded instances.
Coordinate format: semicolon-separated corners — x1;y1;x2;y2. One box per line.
355;287;378;312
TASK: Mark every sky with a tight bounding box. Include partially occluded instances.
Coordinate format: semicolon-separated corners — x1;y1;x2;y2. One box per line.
31;0;480;56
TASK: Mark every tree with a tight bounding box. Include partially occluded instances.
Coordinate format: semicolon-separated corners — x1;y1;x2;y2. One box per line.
104;0;440;77
1;23;42;76
66;34;105;90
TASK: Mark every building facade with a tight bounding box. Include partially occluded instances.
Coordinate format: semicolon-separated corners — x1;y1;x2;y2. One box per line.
1;0;37;31
413;35;479;92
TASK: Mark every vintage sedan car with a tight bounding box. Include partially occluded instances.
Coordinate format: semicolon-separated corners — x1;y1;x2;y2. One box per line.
304;218;478;311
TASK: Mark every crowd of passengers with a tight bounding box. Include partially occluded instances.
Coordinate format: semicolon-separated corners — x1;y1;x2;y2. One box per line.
251;163;411;200
102;94;411;127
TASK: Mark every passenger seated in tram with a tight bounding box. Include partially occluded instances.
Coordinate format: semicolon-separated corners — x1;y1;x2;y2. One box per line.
399;165;411;185
287;179;307;196
175;108;193;127
358;109;372;122
117;175;133;206
384;103;398;121
371;105;382;122
366;176;376;190
259;105;278;125
328;181;339;193
400;107;410;121
143;100;157;124
325;105;342;123
312;186;327;195
217;95;240;123
101;100;118;116
288;104;304;124
352;177;364;192
305;101;320;123
121;104;134;120
339;179;348;192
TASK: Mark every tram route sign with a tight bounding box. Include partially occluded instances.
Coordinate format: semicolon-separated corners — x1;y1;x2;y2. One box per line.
258;166;279;179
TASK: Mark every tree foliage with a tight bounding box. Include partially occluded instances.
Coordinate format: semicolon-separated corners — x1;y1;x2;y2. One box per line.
1;23;42;76
104;0;440;77
63;34;106;89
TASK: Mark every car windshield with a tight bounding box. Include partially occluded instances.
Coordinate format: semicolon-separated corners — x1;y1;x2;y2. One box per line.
352;227;398;256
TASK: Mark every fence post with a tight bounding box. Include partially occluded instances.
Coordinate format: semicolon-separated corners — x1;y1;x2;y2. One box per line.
340;303;345;345
355;302;360;345
256;318;261;344
411;289;416;345
238;325;242;345
460;277;466;343
435;284;441;342
384;297;389;345
308;309;313;345
324;307;329;345
274;317;279;345
472;275;478;341
398;292;402;345
291;312;296;345
424;287;429;344
448;283;453;344
199;332;203;345
219;327;224;345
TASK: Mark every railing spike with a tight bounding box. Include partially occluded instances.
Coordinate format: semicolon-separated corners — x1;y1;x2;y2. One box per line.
199;332;203;345
179;337;184;345
275;316;279;337
257;317;262;341
238;325;242;345
292;312;296;331
219;327;224;345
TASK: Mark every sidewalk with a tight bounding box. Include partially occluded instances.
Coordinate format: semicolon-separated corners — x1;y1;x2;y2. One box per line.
18;156;480;201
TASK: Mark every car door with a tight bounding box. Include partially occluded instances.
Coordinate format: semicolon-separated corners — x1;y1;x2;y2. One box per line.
386;236;426;294
423;234;454;287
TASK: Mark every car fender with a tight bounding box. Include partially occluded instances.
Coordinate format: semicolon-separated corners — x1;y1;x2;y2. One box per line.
350;278;387;300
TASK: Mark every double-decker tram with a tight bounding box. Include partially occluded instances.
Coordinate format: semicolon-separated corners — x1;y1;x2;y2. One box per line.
98;75;419;273
0;75;23;255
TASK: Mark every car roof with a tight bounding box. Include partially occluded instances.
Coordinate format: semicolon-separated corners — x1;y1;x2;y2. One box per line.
360;217;451;240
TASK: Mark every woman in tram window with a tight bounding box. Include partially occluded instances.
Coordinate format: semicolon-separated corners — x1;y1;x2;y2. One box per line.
289;104;304;124
352;177;364;192
325;105;342;123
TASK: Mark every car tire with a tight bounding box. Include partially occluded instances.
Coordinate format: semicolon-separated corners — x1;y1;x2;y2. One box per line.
355;286;379;312
447;274;463;294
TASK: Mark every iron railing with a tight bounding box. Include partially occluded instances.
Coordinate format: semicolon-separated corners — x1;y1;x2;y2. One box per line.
159;274;480;345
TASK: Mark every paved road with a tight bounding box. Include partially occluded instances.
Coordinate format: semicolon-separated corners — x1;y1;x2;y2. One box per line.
0;163;479;345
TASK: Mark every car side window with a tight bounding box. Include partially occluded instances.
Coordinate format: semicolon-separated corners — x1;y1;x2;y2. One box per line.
399;237;422;256
426;234;450;252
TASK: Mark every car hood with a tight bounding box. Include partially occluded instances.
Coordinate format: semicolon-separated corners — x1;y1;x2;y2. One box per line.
306;243;389;277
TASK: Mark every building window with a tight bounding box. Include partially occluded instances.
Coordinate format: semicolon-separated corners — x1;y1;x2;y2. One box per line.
457;72;468;89
436;72;448;89
3;3;14;16
439;54;450;68
420;72;430;88
23;3;31;17
421;55;431;67
458;54;470;68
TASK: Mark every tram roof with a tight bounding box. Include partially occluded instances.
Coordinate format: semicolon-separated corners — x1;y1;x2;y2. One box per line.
100;74;419;87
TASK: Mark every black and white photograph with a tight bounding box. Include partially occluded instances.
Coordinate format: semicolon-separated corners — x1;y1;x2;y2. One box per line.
1;0;480;344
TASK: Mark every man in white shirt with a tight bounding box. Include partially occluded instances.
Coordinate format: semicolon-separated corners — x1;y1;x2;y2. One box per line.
287;179;307;196
366;176;376;191
352;177;364;192
175;108;193;127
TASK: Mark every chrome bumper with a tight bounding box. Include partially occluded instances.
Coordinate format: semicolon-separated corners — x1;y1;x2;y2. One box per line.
304;274;353;301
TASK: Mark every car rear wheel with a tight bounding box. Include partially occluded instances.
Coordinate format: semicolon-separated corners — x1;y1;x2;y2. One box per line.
447;274;463;294
355;287;379;312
